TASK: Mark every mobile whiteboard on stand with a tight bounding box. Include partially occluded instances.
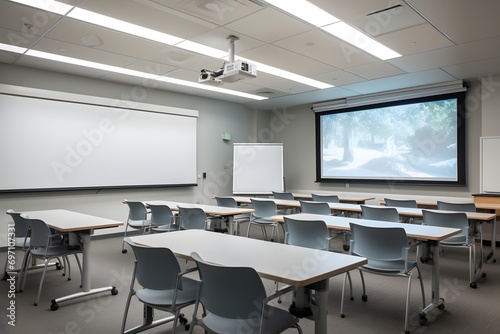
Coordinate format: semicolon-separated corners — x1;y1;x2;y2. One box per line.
480;136;500;193
232;143;284;195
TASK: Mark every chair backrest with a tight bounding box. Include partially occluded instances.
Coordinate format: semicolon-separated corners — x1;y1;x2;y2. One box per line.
124;200;148;221
214;196;238;208
190;252;266;320
299;201;331;215
23;216;53;248
284;216;329;250
272;191;294;200
422;210;469;242
311;193;339;203
148;204;174;227
250;198;277;218
361;205;400;222
384;198;417;208
125;238;182;290
349;223;409;269
436;201;476;212
178;206;207;230
6;209;30;238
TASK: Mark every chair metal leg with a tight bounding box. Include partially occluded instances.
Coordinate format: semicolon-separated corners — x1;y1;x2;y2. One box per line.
340;271;354;318
416;266;426;309
122;224;130;253
34;259;50;306
404;273;413;334
359;270;367;301
120;292;134;334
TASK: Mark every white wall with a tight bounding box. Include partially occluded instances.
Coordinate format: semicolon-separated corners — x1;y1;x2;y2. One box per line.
481;75;500;136
0;63;259;241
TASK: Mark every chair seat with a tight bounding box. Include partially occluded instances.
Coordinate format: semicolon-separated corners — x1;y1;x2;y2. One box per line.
363;260;417;273
136;277;198;307
442;235;469;245
200;306;299;334
128;219;151;228
151;225;178;233
30;245;81;258
251;218;275;225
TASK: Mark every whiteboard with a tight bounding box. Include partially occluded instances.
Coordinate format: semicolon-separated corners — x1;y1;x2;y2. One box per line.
0;87;198;192
232;143;284;195
480;136;500;193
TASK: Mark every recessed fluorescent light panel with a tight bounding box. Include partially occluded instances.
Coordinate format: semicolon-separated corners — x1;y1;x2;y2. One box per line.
262;0;401;60
5;0;333;98
263;0;339;26
322;22;401;60
0;43;27;53
23;50;267;100
8;0;73;15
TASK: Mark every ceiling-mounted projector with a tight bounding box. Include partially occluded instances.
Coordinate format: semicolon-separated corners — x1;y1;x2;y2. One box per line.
220;60;257;83
198;35;257;85
198;69;223;85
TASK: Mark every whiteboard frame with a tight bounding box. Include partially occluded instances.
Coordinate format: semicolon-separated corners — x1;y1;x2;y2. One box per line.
0;84;198;192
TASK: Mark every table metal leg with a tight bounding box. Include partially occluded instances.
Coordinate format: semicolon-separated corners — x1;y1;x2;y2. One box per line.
313;279;329;334
485;217;497;263
419;241;445;325
50;233;118;310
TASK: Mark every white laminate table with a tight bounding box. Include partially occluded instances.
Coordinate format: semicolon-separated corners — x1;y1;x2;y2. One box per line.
249;197;497;263
23;209;123;310
145;200;254;235
130;229;367;334
292;193;375;204
273;213;462;326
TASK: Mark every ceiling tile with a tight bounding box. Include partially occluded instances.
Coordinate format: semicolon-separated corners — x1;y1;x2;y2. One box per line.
376;23;454;55
225;7;313;43
346;61;406;80
312;69;366;87
273;29;377;69
408;0;500;44
240;44;337;77
390;36;500;73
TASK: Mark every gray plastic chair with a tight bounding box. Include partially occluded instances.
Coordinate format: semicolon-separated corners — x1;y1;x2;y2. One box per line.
121;238;198;334
384;198;418;208
422;209;482;288
283;216;353;315
273;191;295;214
189;251;302;334
305;198;350;249
148;204;178;233
20;215;83;306
272;191;294;200
311;193;344;216
4;210;31;280
178;206;208;230
284;216;330;250
342;223;425;334
122;200;151;253
299;200;331;215
436;201;476;212
384;198;418;223
361;205;400;222
247;198;281;242
311;193;340;203
214;196;250;235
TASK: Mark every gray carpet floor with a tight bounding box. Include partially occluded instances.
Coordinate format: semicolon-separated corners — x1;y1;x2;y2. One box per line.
1;232;499;334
